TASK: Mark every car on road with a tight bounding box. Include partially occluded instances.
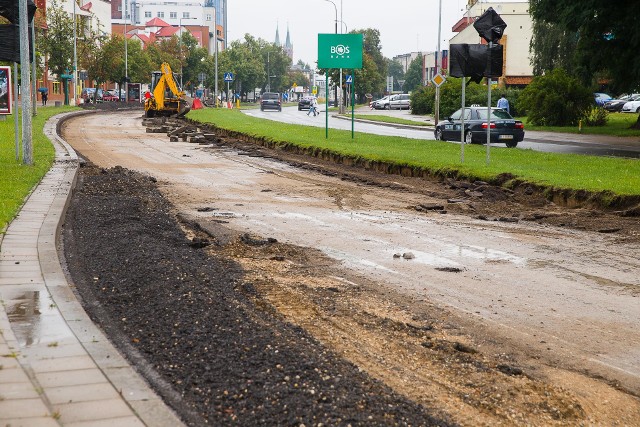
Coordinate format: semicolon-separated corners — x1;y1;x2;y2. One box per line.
372;95;394;110
603;94;640;112
434;106;524;148
621;98;640;113
389;93;411;110
260;92;282;111
594;92;612;106
298;96;315;111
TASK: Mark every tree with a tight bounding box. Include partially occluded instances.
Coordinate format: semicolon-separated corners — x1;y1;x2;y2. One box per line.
530;0;640;127
403;54;423;93
529;20;578;76
387;60;404;92
180;32;209;92
90;35;151;86
41;0;74;77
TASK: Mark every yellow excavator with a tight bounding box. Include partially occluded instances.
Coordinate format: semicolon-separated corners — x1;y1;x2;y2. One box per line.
144;62;192;118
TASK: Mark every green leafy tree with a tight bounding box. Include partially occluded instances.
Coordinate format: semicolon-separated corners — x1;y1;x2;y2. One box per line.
146;38;181;71
180;32;209;92
517;68;592;126
529;20;578;76
90;35;151;86
387;60;404;92
41;0;74;77
352;54;382;103
530;0;640;127
403;54;423;93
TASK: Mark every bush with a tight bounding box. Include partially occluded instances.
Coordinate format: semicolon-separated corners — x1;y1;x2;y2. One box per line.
411;78;523;117
410;85;435;115
516;68;593;126
583;107;609;127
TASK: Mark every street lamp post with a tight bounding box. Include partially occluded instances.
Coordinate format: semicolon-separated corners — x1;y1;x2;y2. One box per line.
124;0;128;103
435;0;442;125
323;0;340;111
179;17;196;88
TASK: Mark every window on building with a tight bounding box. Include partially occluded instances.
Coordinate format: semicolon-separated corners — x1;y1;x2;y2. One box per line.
145;11;151;18
157;11;164;18
118;5;121;11
52;81;61;95
182;12;189;18
206;14;212;21
170;12;177;19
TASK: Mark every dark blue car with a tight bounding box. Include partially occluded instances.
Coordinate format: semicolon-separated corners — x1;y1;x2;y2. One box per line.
434;106;524;148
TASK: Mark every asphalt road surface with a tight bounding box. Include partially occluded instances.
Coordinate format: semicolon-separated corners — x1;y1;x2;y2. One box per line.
63;111;640;399
246;105;640;158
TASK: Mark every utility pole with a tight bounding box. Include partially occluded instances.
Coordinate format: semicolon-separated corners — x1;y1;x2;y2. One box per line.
19;0;33;164
435;0;442;126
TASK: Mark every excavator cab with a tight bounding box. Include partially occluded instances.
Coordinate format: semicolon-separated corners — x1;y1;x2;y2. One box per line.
144;63;192;118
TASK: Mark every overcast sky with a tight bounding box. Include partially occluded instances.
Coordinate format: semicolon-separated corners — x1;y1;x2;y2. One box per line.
226;0;527;66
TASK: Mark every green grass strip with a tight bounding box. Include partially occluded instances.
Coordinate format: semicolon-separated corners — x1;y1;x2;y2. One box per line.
0;106;79;231
347;114;432;127
519;113;640;137
189;108;640;197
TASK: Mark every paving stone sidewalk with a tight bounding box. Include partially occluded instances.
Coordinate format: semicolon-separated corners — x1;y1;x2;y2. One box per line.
0;112;184;427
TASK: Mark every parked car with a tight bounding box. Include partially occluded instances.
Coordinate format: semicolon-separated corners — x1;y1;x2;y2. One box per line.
621;98;640;113
260;92;281;111
298;96;315;111
81;88;104;103
603;94;640;112
372;95;394;110
434;106;524;148
389;93;411;110
594;92;612;106
101;90;119;102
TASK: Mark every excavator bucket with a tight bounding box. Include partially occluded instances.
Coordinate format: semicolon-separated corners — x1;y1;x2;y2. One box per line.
178;95;193;117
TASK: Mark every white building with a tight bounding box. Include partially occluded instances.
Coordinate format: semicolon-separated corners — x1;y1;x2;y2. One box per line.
450;1;533;86
60;0;112;37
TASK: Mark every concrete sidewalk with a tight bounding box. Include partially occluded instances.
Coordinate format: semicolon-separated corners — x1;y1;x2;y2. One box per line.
0;112;184;427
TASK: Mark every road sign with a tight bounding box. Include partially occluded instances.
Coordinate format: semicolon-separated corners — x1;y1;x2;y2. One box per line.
432;73;446;87
345;75;353;84
224;72;234;82
318;34;363;69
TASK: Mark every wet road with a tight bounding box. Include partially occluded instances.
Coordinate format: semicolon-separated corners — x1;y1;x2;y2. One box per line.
246;106;640;158
63;112;640;394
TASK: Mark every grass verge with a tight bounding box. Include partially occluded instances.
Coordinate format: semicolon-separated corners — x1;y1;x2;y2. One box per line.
516;113;640;137
347;114;432;127
0;106;79;231
188;108;640;201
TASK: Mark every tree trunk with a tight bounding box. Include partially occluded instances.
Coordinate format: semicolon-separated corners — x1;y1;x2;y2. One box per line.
632;115;640;130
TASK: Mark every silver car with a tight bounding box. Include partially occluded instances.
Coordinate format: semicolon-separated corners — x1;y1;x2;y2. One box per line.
389;93;411;110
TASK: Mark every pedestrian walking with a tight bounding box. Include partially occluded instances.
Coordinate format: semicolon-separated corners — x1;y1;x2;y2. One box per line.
307;97;318;116
497;94;510;114
41;91;48;106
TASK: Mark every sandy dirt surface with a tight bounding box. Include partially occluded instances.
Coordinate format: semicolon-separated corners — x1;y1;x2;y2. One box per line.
61;111;640;425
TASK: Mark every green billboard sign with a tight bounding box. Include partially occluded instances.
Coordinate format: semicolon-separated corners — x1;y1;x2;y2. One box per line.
317;33;363;69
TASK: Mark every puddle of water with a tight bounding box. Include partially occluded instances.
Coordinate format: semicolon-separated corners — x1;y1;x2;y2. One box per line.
4;290;71;347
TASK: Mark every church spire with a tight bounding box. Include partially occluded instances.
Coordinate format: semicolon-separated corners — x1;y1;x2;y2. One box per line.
285;24;291;49
275;22;281;46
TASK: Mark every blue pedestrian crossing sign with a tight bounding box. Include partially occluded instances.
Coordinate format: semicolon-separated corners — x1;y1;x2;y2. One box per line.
345;74;353;84
224;72;234;82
